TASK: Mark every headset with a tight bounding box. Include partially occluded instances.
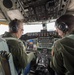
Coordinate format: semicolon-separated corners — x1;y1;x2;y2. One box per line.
9;19;19;33
55;22;69;33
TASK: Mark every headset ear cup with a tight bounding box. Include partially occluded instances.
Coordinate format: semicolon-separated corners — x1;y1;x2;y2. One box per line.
13;26;18;33
10;25;18;33
56;22;68;32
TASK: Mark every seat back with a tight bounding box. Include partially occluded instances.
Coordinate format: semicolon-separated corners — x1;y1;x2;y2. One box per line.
0;51;11;75
0;38;18;75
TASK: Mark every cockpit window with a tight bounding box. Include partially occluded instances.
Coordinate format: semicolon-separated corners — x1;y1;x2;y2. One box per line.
0;24;9;35
0;22;56;35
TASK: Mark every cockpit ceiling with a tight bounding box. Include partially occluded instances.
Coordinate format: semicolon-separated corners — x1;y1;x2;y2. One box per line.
0;0;74;24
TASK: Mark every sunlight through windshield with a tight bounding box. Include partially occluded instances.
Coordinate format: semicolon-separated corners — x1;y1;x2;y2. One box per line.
0;22;56;35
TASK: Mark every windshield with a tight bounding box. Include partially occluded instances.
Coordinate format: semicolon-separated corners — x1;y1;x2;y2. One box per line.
0;22;56;35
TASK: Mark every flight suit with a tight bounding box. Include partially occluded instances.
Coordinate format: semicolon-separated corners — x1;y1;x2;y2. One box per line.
2;32;35;71
50;33;74;75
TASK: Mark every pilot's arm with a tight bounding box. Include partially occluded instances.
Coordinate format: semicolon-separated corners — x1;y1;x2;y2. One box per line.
50;40;66;75
18;40;35;68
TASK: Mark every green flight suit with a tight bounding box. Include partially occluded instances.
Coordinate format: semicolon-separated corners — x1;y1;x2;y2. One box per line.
2;32;35;70
50;34;74;75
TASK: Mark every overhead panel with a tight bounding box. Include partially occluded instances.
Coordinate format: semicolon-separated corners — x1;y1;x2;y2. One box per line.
15;0;71;23
0;0;71;23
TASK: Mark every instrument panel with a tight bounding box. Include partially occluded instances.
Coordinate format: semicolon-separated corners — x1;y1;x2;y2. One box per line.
25;36;58;52
22;30;59;52
38;37;54;49
26;31;58;37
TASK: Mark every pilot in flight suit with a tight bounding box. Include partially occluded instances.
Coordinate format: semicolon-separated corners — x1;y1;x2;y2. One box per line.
50;14;74;75
2;19;35;74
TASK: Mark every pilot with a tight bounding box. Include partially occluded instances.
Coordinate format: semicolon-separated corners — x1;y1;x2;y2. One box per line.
50;14;74;75
2;19;35;75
